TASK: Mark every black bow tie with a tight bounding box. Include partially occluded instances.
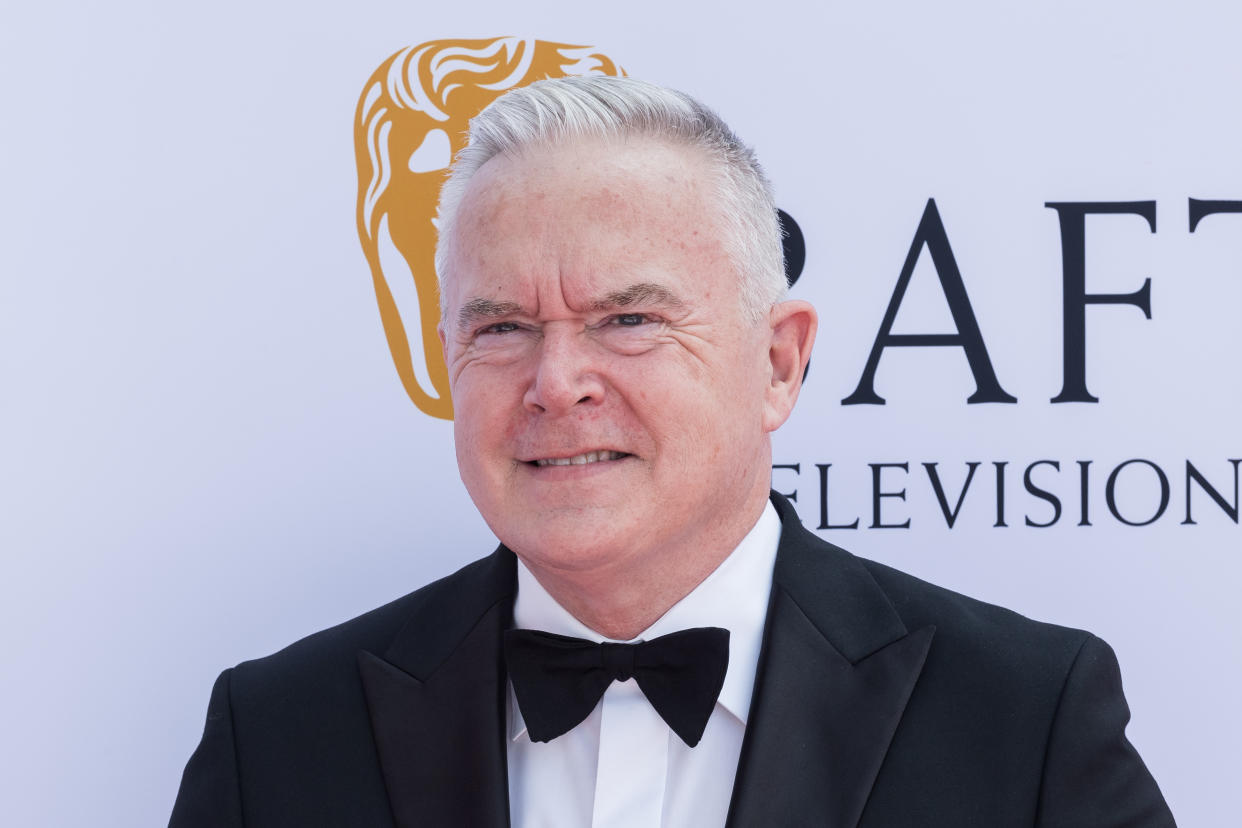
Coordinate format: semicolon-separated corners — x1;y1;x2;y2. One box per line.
503;627;730;747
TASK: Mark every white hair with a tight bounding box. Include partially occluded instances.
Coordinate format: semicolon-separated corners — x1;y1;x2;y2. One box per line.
434;75;787;321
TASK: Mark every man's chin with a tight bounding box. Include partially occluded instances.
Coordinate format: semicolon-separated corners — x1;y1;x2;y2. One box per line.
497;509;649;572
513;544;629;578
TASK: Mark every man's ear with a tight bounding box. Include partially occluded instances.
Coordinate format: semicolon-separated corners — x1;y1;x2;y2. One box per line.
762;300;817;433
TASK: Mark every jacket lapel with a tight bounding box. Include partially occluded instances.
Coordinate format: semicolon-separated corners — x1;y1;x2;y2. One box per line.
358;548;517;828
727;494;935;828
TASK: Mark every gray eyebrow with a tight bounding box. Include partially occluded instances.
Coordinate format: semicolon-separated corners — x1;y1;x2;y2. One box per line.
590;282;685;312
456;283;682;331
457;297;524;331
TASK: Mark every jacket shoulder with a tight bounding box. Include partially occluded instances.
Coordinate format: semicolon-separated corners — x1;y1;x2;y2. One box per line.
769;491;1091;669
228;549;511;694
843;549;1100;758
848;552;1173;826
859;553;1092;655
173;553;514;827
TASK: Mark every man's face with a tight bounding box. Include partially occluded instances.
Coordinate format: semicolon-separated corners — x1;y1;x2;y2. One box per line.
439;137;780;579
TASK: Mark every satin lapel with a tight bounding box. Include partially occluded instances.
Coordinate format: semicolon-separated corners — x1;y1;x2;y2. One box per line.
727;495;935;828
358;548;516;828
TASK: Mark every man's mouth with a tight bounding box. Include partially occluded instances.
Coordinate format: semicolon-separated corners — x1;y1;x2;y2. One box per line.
530;450;631;467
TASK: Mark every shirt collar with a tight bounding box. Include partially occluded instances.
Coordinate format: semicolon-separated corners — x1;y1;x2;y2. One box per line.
509;500;782;741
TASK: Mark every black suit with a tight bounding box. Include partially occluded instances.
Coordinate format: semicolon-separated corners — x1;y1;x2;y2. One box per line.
171;493;1174;827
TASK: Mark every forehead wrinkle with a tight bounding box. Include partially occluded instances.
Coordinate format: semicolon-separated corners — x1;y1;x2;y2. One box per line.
589;282;685;312
457;297;524;331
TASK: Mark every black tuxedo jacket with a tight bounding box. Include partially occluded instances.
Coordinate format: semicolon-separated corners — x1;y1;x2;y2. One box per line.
170;493;1174;827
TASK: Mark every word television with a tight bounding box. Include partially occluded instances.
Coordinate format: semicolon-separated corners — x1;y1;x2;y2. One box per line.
774;458;1241;530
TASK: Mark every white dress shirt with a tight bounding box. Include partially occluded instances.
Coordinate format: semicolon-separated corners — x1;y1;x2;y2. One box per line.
506;501;781;828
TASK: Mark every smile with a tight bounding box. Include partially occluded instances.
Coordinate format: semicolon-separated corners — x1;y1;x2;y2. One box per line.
532;450;631;467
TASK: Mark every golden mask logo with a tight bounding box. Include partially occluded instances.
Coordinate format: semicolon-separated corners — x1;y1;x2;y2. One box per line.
354;38;624;420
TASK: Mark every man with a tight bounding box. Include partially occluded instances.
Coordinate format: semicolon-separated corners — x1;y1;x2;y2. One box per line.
171;76;1175;827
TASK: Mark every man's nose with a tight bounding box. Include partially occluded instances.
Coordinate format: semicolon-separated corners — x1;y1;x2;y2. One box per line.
523;327;606;415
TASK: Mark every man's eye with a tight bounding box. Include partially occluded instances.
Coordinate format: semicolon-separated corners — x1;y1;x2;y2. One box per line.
478;321;520;335
612;313;651;327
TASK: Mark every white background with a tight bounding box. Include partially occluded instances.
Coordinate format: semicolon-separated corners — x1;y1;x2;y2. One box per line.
1;1;1237;825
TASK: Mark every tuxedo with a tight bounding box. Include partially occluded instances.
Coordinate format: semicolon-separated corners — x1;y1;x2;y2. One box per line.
170;493;1174;827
